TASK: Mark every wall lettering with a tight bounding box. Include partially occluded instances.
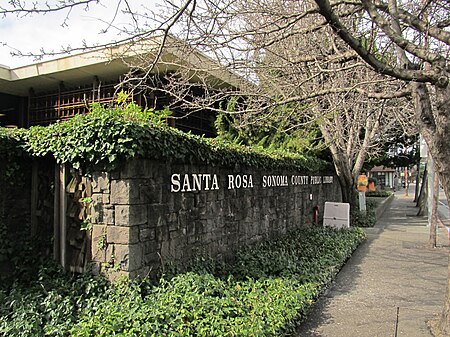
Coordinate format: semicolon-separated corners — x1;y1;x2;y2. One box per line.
228;174;254;189
262;175;289;188
170;173;219;192
310;176;322;184
170;173;335;192
291;175;309;185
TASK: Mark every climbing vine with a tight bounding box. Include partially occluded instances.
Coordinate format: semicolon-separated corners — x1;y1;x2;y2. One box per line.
2;103;331;173
0;128;28;186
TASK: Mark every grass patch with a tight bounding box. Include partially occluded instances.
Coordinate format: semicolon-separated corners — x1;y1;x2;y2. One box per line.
0;227;365;337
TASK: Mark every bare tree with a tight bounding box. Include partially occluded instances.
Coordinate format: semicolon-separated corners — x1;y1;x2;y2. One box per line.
312;0;450;333
107;0;414;208
1;0;417;204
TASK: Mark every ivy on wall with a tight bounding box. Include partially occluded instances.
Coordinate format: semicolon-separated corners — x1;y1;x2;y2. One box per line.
0;128;32;274
0;103;331;173
0;128;29;186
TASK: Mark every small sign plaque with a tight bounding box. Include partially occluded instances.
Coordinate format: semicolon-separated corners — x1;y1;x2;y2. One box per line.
323;202;350;229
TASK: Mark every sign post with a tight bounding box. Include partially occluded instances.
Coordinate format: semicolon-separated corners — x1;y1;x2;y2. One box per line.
357;174;368;213
358;191;366;213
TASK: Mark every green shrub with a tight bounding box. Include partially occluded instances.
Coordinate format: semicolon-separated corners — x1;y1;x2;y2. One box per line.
352;198;378;227
366;190;392;198
0;227;365;337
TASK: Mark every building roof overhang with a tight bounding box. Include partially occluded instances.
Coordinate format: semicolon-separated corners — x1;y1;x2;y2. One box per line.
0;36;244;96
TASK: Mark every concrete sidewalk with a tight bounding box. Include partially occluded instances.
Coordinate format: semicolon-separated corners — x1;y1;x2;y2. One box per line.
295;192;449;337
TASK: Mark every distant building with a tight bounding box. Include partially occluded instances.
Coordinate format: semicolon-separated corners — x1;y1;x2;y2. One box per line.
0;37;241;137
369;166;396;189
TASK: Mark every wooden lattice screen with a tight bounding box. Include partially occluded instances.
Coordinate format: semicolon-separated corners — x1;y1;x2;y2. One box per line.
54;164;92;273
28;83;120;126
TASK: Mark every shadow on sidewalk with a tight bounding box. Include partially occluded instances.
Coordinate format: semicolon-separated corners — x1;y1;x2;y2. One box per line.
294;195;449;337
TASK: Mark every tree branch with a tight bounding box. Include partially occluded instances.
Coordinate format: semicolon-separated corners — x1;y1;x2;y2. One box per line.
361;0;444;64
0;0;97;15
377;3;450;46
313;0;448;86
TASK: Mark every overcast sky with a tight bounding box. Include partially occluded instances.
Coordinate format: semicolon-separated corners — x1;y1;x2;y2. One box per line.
0;1;144;68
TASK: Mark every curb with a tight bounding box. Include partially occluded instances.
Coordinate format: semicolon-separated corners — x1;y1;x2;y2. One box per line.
374;193;395;221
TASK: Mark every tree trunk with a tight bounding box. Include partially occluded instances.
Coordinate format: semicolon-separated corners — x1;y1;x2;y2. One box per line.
429;161;439;248
416;163;427;209
330;153;356;207
336;173;356;205
413;80;450;334
414;160;420;203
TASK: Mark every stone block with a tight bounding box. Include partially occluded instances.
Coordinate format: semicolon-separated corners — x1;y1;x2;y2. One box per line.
121;159;155;179
103;194;110;204
143;241;159;255
146;206;166;229
160;240;177;260
115;205;147;226
90;193;104;224
91;225;107;262
92;172;110;193
187;234;199;245
139;226;156;242
169;194;182;212
156;225;169;242
144;252;162;269
140;183;163;204
128;244;143;271
167;212;177;223
194;194;206;208
195;221;205;235
217;188;225;201
110;179;141;205
181;194;195;210
157;215;167;228
107;226;139;245
108;243;143;272
103;208;115;225
90;262;102;275
170;227;187;240
186;221;196;237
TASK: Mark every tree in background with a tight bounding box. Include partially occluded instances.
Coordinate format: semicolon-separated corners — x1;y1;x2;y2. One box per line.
313;0;450;333
122;0;415;207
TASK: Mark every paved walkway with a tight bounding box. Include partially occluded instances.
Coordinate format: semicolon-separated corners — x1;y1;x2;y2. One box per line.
295;191;449;337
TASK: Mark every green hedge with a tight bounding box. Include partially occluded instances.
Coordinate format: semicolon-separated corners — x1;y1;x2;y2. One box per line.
0;103;330;173
0;227;365;337
365;190;392;198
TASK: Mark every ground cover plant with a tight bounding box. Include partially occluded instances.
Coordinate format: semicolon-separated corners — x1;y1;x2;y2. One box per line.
0;227;365;337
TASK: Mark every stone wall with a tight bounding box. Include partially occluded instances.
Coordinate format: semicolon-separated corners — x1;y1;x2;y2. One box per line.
90;159;341;279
